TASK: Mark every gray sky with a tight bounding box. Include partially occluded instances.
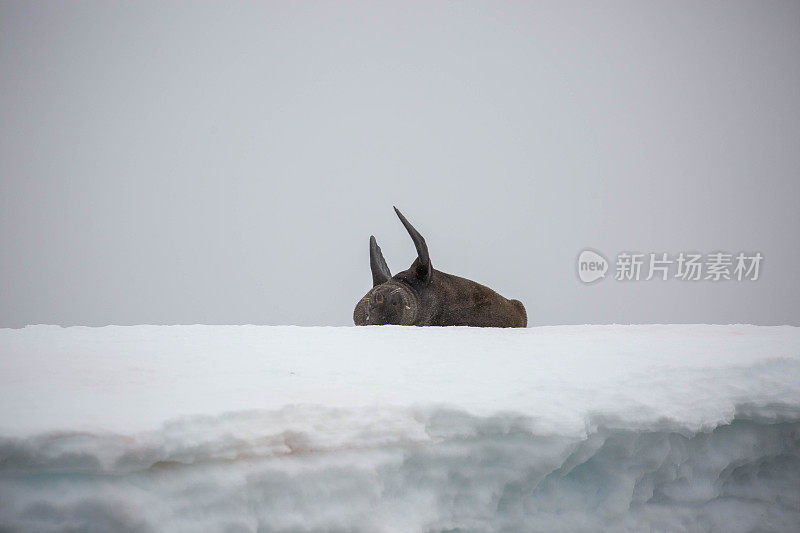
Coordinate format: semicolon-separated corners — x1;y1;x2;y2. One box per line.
1;1;798;327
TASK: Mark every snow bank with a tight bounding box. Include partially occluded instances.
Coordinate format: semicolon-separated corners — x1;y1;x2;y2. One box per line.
1;325;798;531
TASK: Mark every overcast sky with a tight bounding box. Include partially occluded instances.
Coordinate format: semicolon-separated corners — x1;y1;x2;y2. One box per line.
1;1;798;327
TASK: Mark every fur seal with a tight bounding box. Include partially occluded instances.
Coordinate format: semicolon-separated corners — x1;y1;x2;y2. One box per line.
353;207;527;327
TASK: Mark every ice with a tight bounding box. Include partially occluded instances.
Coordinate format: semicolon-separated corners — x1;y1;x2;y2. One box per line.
1;324;799;531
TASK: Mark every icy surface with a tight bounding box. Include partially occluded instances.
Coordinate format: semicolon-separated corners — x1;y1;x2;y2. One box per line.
0;324;799;532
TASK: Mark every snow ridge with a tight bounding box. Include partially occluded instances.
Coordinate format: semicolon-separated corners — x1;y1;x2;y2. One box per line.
0;324;798;531
1;407;798;532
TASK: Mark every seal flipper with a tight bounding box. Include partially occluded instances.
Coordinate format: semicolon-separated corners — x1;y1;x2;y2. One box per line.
393;207;432;283
370;235;391;287
510;299;527;327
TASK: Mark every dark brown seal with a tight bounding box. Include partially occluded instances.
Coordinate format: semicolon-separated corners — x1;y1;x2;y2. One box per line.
354;207;527;327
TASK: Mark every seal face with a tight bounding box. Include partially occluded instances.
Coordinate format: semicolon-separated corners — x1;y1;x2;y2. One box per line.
355;280;418;325
353;207;527;328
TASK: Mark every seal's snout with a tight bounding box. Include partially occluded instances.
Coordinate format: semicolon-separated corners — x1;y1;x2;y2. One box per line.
360;286;404;325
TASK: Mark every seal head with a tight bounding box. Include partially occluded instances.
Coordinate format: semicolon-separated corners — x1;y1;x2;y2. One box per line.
356;280;418;325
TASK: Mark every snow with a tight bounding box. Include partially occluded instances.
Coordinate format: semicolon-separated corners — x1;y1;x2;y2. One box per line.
1;324;799;531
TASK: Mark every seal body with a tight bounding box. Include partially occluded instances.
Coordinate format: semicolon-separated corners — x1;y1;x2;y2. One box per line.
353;208;527;328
